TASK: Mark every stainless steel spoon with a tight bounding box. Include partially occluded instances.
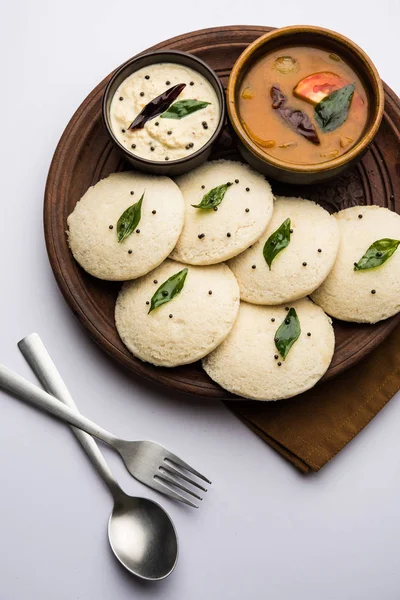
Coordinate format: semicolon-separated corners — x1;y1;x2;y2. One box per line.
18;333;178;581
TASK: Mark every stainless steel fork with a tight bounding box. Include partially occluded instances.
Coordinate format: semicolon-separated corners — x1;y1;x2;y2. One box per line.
0;333;211;508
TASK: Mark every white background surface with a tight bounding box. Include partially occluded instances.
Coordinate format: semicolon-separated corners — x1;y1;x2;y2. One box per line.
1;1;400;598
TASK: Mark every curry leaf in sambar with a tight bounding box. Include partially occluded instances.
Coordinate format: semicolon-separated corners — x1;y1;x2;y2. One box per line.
315;83;355;133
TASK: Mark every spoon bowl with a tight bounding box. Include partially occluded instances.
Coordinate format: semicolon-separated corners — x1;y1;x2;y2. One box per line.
108;494;178;580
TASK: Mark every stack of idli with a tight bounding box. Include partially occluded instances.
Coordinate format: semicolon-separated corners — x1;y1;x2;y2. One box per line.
202;194;339;401
67;159;400;401
68;161;273;368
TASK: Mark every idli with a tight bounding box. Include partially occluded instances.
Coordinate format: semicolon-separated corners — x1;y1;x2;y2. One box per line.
115;259;240;367
67;171;184;281
202;298;335;401
170;160;274;265
311;205;400;323
228;196;340;305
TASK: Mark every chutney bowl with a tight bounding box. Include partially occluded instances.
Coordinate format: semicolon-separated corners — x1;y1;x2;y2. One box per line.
103;50;226;176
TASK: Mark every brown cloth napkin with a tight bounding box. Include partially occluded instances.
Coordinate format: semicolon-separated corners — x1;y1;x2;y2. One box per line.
227;324;400;473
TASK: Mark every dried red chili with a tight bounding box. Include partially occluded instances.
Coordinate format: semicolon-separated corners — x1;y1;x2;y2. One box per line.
270;85;320;145
128;83;186;131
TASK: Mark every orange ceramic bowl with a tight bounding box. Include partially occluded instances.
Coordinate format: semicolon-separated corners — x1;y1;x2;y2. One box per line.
227;25;384;185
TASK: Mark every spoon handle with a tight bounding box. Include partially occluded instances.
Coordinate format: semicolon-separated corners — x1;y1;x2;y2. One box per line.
18;333;122;498
0;362;117;447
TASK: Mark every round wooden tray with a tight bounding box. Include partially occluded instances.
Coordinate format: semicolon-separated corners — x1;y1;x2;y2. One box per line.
44;25;400;399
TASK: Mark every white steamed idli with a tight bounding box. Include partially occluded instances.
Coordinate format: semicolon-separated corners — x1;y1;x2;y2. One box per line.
202;298;335;401
115;259;240;367
228;196;340;305
311;205;400;323
170;160;274;265
67;171;184;281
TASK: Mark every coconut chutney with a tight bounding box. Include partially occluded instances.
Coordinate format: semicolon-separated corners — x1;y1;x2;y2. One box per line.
110;63;220;162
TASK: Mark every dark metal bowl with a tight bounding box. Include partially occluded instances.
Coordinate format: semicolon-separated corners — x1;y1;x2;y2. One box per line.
102;50;226;176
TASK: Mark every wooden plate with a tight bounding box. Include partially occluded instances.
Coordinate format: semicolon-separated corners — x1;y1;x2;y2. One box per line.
44;25;400;399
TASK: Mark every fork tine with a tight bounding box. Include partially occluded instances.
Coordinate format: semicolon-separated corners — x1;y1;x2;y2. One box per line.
160;465;208;492
155;474;203;502
153;477;199;508
163;454;212;485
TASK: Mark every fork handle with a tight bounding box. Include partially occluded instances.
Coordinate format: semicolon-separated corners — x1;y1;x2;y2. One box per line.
0;362;117;447
18;333;122;498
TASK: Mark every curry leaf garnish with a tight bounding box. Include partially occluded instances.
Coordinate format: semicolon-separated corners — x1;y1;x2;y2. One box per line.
191;183;229;210
128;84;186;130
161;99;210;119
315;83;355;133
148;268;188;314
353;238;400;271
263;218;291;270
117;193;144;243
274;308;301;360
